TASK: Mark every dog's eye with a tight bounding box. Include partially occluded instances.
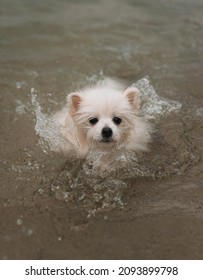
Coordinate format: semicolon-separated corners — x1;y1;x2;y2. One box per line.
113;117;122;125
89;117;98;125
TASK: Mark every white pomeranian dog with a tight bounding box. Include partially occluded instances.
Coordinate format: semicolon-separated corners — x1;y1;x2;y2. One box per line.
53;78;151;160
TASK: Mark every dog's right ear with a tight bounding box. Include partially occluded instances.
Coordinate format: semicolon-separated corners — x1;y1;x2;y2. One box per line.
123;86;140;110
67;92;82;114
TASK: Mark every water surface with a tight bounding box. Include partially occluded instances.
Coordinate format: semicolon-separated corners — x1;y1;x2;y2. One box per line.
0;0;203;259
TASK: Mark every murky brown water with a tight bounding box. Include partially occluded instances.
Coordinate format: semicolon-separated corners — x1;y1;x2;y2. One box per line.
1;0;203;260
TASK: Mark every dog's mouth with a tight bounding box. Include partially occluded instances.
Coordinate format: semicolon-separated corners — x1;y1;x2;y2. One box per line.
100;138;115;143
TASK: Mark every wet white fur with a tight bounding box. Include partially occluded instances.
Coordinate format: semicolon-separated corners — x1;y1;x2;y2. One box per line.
53;78;151;159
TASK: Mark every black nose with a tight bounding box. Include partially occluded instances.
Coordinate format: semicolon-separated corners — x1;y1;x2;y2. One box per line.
102;127;113;139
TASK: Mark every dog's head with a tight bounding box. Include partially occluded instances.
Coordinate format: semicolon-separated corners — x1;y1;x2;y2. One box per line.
67;83;140;149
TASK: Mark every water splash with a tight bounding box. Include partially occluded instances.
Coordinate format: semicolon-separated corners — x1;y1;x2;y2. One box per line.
30;88;71;155
135;77;182;121
30;78;199;216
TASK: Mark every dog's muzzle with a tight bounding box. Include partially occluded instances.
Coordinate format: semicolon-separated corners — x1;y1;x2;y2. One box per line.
101;127;113;142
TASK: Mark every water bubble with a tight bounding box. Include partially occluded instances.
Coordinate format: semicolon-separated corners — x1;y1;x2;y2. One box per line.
16;218;23;226
28;70;39;79
15;99;26;115
196;107;203;118
16;81;27;89
26;229;33;236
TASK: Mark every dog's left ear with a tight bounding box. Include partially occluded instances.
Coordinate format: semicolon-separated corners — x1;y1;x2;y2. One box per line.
123;87;140;110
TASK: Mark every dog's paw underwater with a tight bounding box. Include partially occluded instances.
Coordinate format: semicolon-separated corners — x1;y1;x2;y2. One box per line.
31;77;198;178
